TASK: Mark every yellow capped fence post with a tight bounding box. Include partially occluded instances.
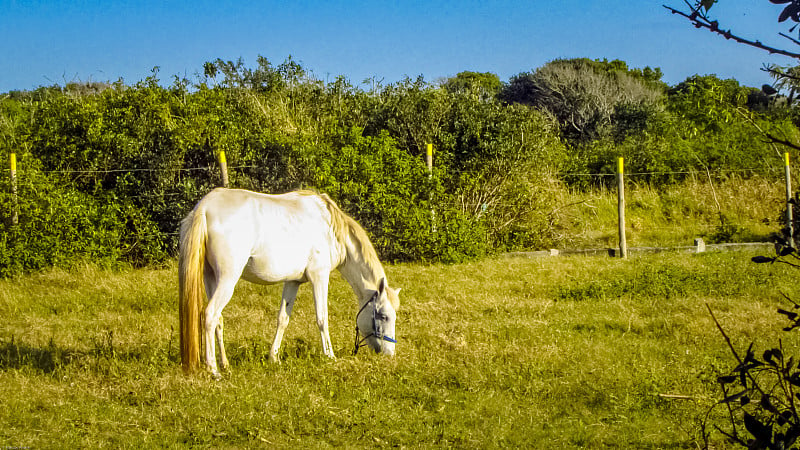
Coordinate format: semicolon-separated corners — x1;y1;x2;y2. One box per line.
426;143;433;175
426;144;436;233
218;150;229;188
785;152;795;248
617;157;627;258
10;152;18;225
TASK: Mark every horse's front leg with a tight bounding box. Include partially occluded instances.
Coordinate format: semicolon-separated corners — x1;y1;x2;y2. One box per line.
309;271;335;359
269;281;300;363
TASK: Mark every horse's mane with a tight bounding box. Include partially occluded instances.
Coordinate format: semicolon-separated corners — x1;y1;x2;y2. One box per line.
297;190;399;310
296;190;383;279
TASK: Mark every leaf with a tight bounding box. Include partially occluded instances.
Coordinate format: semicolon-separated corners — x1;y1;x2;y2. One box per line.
744;412;773;443
765;349;778;365
752;256;775;263
745;343;756;362
761;394;779;413
721;390;749;404
778;308;799;321
779;4;800;22
699;0;717;10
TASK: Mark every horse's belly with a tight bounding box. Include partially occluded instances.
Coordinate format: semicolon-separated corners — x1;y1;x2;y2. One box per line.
240;254;307;285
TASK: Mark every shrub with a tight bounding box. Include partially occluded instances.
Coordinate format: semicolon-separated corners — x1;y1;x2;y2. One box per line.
0;158;165;276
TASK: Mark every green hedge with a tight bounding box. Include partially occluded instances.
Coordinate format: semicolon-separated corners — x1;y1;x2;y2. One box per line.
0;60;793;275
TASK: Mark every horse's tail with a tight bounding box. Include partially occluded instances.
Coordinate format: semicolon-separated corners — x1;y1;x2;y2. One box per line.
178;206;207;374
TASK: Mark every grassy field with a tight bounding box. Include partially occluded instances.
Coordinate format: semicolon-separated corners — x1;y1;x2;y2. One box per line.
1;249;799;448
554;175;784;249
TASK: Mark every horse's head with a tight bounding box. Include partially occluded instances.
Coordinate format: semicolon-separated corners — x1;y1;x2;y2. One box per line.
355;277;400;356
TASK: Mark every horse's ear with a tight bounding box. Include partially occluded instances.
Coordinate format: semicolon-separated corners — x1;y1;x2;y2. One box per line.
386;286;400;310
378;277;386;294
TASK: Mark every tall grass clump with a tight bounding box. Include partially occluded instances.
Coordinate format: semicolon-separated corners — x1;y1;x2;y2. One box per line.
551;175;784;249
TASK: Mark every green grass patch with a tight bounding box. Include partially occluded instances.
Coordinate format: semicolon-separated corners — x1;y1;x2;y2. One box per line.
0;251;798;448
555;175;784;249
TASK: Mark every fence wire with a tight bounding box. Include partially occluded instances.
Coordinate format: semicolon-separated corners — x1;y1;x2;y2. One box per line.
0;164;782;179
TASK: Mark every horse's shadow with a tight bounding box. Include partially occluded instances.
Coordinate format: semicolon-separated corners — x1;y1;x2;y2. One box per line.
0;337;81;373
0;333;178;374
1;335;351;374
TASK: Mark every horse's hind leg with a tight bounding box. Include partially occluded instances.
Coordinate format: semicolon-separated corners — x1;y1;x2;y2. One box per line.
269;281;300;363
202;267;227;373
204;266;229;372
204;275;238;379
216;316;229;371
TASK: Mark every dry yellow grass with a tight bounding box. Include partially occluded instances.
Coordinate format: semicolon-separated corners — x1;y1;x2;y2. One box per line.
1;250;798;447
552;175;784;249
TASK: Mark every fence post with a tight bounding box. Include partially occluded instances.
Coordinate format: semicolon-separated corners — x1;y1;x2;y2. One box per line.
785;152;795;248
9;152;18;226
426;143;436;233
617;157;627;258
426;143;433;174
218;150;229;188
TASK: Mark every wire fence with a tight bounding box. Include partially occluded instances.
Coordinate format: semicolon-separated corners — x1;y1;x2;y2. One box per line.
0;164;784;179
2;153;795;252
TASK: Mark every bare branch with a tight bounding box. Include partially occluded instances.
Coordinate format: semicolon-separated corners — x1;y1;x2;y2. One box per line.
780;31;800;48
706;303;743;366
765;132;800;152
663;5;800;60
761;65;800;83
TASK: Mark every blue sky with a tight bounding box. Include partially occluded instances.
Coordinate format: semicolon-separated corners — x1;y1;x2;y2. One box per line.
1;0;798;92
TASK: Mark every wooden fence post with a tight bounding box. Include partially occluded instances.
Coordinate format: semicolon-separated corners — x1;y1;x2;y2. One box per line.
785;152;795;248
426;143;436;233
10;152;18;226
426;143;433;174
617;157;627;258
218;150;229;188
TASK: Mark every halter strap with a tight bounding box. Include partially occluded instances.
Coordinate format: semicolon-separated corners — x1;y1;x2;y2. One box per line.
353;292;396;355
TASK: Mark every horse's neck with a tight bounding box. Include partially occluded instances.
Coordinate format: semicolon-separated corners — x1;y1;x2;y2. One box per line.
338;250;384;304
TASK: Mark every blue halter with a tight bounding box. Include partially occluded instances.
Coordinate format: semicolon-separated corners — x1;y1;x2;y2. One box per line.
353;291;396;355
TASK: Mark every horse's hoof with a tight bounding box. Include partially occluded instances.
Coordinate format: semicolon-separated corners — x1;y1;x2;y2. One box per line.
210;371;223;381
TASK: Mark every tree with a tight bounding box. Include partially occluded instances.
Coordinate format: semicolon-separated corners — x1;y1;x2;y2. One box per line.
500;58;664;144
441;71;502;100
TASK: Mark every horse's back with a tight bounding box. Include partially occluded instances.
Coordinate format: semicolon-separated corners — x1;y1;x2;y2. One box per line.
192;188;339;284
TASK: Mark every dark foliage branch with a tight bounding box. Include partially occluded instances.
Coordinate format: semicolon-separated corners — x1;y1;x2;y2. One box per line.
665;2;800;151
703;239;800;448
765;131;800;152
663;3;800;60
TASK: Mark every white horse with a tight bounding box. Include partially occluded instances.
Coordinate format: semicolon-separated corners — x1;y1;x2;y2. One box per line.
178;188;400;377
